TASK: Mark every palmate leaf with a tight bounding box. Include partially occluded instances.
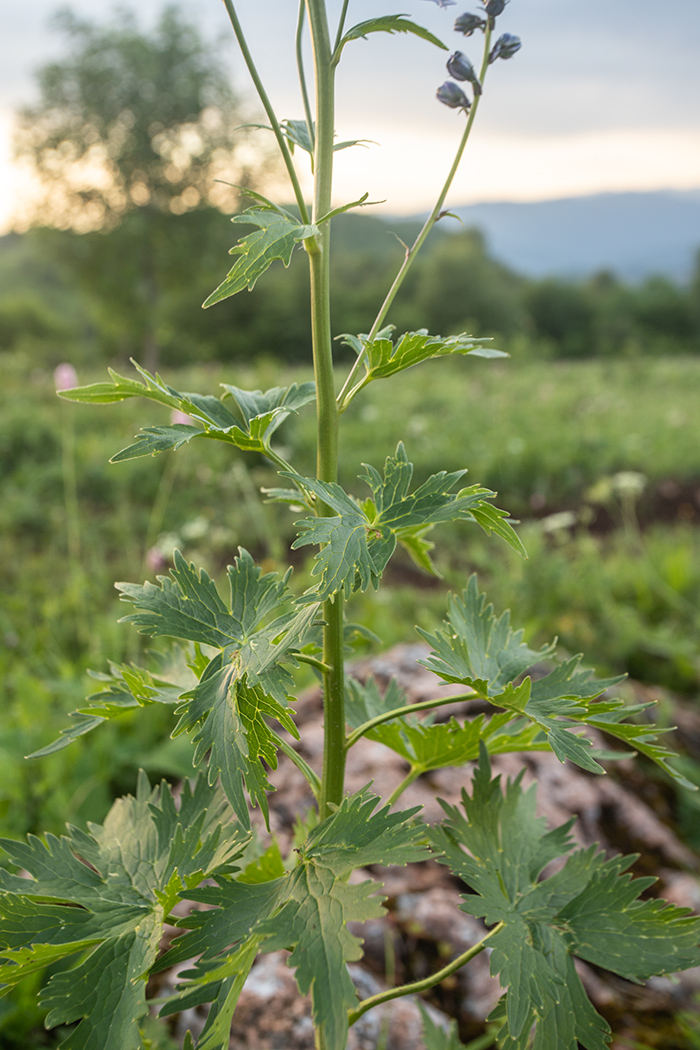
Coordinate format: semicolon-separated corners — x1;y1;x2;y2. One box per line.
0;774;245;1050
430;748;700;1050
166;791;428;1050
419;577;692;785
29;661;186;758
59;359;315;462
117;549;319;826
335;16;447;61
345;677;547;769
288;443;523;603
340;326;506;390
203;208;317;308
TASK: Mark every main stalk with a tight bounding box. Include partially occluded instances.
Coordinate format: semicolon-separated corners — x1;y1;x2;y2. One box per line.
304;0;346;820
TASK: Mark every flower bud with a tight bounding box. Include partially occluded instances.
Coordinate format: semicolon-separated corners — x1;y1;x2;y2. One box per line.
454;12;486;35
484;0;508;18
488;33;522;63
436;81;471;111
446;51;483;95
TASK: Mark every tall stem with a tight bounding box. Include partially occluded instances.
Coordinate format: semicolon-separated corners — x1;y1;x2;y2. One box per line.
337;25;493;410
304;0;346;820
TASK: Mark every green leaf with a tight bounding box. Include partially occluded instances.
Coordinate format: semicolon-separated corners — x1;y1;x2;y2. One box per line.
166;792;427;1049
287;444;522;602
116;549;319;825
335;16;447;62
340;327;504;389
28;660;187;758
60;361;314;462
0;774;245;1049
280;118;367;161
419;577;691;785
430;748;700;1050
203;209;318;308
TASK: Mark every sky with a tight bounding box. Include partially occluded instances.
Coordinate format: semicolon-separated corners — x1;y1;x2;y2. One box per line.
1;0;700;230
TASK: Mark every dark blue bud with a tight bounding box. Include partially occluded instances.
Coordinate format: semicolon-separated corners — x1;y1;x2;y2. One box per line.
446;52;483;95
488;33;522;63
454;12;487;35
484;0;508;18
436;81;471;110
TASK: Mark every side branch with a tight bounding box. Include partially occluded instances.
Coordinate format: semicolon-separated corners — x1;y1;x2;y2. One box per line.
347;923;504;1025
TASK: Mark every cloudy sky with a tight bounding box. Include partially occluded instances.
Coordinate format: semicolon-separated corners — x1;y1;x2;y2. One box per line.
1;0;699;229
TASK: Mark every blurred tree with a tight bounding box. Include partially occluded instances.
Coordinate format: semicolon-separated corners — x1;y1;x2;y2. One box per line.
524;279;596;359
14;5;273;367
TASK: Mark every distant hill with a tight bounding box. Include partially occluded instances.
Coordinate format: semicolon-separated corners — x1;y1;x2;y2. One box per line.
402;191;700;283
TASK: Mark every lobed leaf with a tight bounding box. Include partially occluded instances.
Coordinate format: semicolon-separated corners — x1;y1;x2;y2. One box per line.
0;774;245;1048
419;577;690;784
288;444;523;603
166;792;427;1048
340;327;505;390
203;209;317;308
431;748;700;1050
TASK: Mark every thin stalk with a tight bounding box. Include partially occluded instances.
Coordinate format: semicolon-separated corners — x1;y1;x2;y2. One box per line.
347;923;504;1026
295;653;332;674
304;0;346;821
337;25;493;411
345;694;474;751
296;0;315;154
386;768;421;808
332;0;352;54
221;0;310;224
274;734;322;796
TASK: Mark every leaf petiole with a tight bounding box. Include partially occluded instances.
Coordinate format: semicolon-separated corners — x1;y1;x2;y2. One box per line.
273;733;322;796
347;922;504;1025
345;694;475;750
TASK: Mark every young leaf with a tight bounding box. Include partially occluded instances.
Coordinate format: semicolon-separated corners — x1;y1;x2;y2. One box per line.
287;444;524;603
281;118;367;160
203;209;318;308
418;1001;466;1050
0;774;246;1050
340;327;505;391
419;577;692;785
335;16;447;63
430;748;700;1050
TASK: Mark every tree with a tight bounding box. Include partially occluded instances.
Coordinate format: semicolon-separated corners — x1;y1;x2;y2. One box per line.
14;5;273;367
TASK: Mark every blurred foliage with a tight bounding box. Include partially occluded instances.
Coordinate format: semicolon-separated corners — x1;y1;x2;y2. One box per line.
1;215;699;370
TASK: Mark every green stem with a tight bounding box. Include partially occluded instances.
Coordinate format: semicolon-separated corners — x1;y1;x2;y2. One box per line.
274;734;322;796
332;0;352;54
296;0;315;154
386;768;421;808
345;694;474;750
296;653;332;674
221;0;310;224
337;25;493;411
347;922;504;1026
304;0;346;821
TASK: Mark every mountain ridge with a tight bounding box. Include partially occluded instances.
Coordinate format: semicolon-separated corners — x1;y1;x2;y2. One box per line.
397;190;700;282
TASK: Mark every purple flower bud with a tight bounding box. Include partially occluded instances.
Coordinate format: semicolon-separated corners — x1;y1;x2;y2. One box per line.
446;51;483;95
54;363;79;391
436;81;471;111
454;12;487;35
484;0;508;18
488;32;522;62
